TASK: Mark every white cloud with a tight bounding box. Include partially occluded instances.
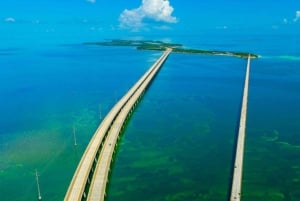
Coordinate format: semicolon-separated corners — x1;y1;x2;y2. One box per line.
120;9;144;30
119;0;177;30
86;0;96;3
293;10;300;22
4;17;16;23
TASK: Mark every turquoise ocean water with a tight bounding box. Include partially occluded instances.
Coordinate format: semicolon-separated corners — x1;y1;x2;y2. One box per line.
0;34;300;201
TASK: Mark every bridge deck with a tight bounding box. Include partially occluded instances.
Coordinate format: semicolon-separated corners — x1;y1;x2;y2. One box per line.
86;49;170;201
230;56;251;201
64;49;171;201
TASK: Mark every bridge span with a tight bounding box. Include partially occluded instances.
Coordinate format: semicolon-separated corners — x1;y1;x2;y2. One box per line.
64;49;171;201
230;55;251;201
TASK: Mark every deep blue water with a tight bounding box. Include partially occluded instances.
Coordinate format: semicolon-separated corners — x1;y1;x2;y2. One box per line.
0;34;299;201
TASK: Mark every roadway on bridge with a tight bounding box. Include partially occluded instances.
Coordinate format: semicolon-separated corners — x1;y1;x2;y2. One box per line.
230;55;251;201
64;49;171;201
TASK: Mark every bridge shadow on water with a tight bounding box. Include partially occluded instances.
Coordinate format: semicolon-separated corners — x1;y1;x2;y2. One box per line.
104;99;143;199
95;52;170;200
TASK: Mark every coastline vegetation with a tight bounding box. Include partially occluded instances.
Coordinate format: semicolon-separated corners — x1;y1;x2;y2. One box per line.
84;39;258;59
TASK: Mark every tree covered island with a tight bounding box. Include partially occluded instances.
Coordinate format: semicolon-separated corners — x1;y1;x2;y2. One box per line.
84;39;258;59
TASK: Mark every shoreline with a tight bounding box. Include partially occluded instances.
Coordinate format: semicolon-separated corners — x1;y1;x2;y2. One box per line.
84;39;259;59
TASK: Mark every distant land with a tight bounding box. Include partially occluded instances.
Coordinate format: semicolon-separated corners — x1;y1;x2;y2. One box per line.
84;39;259;59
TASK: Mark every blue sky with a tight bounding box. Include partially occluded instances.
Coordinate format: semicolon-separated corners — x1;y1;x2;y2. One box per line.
1;0;300;44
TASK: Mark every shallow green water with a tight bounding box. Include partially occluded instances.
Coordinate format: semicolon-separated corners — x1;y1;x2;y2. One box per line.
105;54;246;201
0;35;300;201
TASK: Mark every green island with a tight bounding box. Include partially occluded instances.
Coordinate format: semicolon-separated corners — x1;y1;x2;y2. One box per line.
84;39;258;59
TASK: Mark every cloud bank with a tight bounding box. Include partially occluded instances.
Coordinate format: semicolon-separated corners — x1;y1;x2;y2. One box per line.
119;0;177;30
